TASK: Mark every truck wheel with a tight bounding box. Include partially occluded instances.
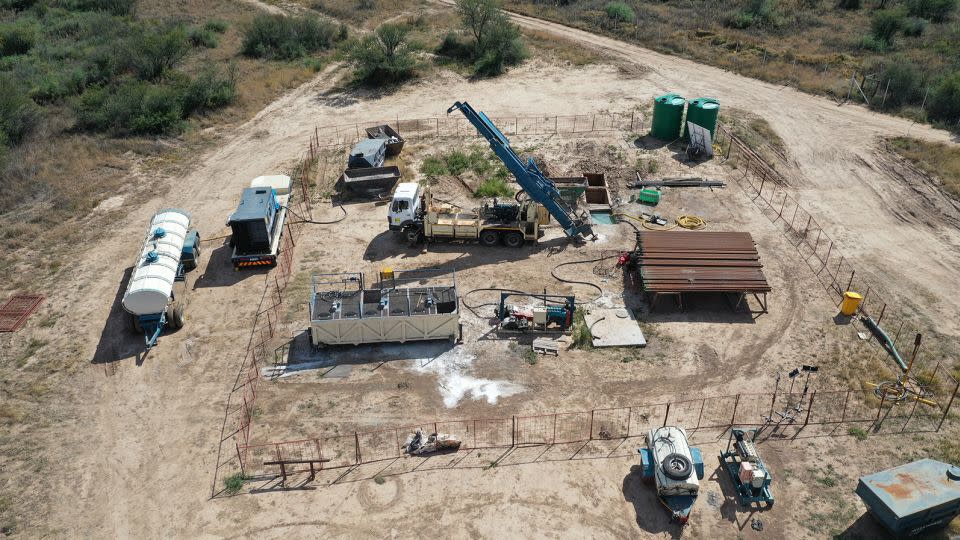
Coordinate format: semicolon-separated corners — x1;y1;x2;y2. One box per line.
131;314;142;334
405;228;422;245
503;231;524;248
479;230;499;247
661;453;692;480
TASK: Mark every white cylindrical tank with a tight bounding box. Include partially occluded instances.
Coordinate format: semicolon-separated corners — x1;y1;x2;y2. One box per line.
122;209;191;316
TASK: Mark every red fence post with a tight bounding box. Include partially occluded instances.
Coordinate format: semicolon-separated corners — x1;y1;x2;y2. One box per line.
355;432;361;464
937;378;959;432
236;442;245;476
588;410;595;439
730;394;741;426
662;403;671;427
511;416;516;447
803;392;816;427
840;389;850;422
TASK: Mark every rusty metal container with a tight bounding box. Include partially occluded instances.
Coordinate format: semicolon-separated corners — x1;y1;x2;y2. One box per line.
856;458;960;538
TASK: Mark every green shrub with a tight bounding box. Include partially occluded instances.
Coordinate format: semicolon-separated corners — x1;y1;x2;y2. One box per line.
474;177;513;197
0;75;40;146
180;65;236;115
857;34;888;52
74;79;183;135
188;27;218;48
837;0;860;9
452;0;526;77
436;32;472;61
57;0;137;16
905;0;956;23
204;19;229;34
128;25;189;80
241;14;337;60
223;472;245;494
571;307;593;349
724;0;781;29
928;72;960;125
0;0;39;10
901;16;927;36
876;58;924;109
420;156;447;178
347;23;417;85
871;9;904;46
0;23;36;56
847;426;868;441
605;1;635;22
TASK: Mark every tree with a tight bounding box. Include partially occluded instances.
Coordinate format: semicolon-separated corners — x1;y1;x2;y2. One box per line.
870;9;903;46
348;23;417;84
457;0;501;57
928;73;960;125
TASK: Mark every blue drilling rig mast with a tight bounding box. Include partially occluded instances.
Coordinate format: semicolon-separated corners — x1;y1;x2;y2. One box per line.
447;101;594;239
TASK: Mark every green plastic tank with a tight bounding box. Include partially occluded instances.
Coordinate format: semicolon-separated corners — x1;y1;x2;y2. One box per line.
683;97;720;141
650;93;686;141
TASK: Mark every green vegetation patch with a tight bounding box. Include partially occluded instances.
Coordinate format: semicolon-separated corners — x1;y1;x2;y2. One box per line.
241;14;340;60
436;0;526;77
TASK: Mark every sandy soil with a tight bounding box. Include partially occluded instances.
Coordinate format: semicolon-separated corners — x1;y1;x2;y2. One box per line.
1;3;958;539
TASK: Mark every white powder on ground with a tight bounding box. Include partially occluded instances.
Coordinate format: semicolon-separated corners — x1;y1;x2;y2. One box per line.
408;346;523;408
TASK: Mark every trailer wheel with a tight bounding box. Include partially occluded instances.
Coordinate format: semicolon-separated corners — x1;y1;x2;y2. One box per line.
503;231;524;248
479;230;499;247
131;314;142;334
172;304;185;329
661;453;692;480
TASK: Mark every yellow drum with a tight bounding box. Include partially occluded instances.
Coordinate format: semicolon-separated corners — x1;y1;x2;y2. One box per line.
840;291;862;316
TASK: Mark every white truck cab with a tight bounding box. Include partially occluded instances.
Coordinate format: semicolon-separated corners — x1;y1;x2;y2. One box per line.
388;182;422;231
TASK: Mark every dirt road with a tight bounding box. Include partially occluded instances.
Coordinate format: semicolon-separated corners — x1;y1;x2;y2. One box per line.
3;2;958;538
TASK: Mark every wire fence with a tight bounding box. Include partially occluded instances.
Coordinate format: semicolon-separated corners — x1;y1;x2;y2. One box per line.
214;112;959;491
714;124;949;377
307;111;646;150
237;370;957;481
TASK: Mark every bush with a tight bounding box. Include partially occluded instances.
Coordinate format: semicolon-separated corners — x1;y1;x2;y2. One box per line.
474;178;513;197
724;0;781;29
452;0;526;76
128;25;189;80
871;9;904;46
928;72;960;125
180;65;236;115
74;79;183;135
347;23;417;85
436;32;472;61
604;1;635;23
905;0;956;23
876;58;923;109
837;0;860;9
847;427;868;441
857;34;888;52
0;75;40;146
57;0;137;16
204;19;229;34
0;23;36;56
223;473;245;495
901;16;927;37
241;14;337;60
571;308;593;349
188;27;218;48
0;0;39;10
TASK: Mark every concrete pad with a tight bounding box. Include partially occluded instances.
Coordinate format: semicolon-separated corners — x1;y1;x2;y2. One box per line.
584;308;646;348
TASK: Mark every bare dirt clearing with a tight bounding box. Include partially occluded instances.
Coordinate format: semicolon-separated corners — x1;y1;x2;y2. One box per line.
1;4;959;539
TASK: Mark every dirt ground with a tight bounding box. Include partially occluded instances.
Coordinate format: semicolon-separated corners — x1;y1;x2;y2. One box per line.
1;2;959;539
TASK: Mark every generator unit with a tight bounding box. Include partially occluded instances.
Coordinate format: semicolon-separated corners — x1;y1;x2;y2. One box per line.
348;138;387;169
497;292;575;332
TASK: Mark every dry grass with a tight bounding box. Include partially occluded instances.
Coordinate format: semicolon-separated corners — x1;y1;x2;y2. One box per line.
887;137;960;201
523;29;601;67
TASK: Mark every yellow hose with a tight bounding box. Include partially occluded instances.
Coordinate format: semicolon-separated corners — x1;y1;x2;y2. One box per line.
676;215;706;230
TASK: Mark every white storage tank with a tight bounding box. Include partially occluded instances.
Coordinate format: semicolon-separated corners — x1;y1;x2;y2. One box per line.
122;209;191;316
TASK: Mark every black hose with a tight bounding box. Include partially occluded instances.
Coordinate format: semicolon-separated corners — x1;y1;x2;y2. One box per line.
551;254;621;303
287;204;347;225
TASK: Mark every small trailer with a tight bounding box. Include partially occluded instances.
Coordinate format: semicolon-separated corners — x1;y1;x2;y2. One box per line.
341;165;401;197
637;426;704;524
122;209;201;349
228;175;292;269
365;124;405;156
719;428;774;507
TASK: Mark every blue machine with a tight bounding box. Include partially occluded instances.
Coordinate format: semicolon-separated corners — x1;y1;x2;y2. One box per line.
857;458;960;538
447;101;594;239
719;428;774;508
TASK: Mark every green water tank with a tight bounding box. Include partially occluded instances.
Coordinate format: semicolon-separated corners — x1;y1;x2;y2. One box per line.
650;93;686;141
683;97;720;141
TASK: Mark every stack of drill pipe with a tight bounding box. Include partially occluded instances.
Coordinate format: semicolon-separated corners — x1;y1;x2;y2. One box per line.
628;175;726;189
636;231;771;293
